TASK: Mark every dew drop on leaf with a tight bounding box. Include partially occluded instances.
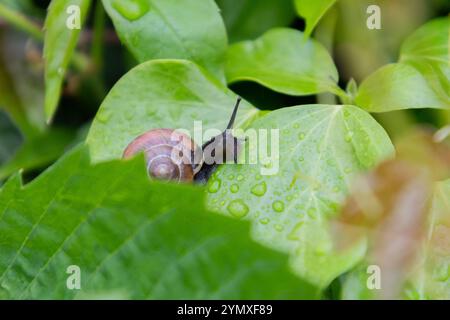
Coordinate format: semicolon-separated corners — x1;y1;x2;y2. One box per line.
230;184;239;193
274;224;284;232
345;131;354;142
251;181;267;197
307;207;317;219
259;218;270;225
272;200;285;212
298;132;305;140
208;179;221;193
97;110;111;124
112;0;149;21
227;199;249;218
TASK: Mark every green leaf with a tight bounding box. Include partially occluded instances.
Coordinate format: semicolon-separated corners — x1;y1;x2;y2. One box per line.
102;0;227;81
356;18;450;112
44;0;91;122
0;146;318;299
86;59;259;163
294;0;337;37
0;30;45;137
206;104;394;287
0;128;76;180
0;111;22;168
225;28;339;96
216;0;296;43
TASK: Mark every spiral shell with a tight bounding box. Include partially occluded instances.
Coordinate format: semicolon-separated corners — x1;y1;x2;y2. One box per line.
123;129;202;182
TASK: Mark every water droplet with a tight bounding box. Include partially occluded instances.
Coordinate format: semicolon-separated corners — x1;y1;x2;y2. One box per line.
345;131;354;142
299;156;304;162
230;184;239;193
220;200;226;206
251;182;267;197
228;174;235;180
274;224;284;232
287;222;304;240
236;174;244;181
113;0;149;21
259;218;270;225
272;200;285;212
57;67;64;76
227;199;249;219
293;123;300;129
208;179;221;193
97;110;111;124
286;195;293;201
255;174;262;180
298;132;305;140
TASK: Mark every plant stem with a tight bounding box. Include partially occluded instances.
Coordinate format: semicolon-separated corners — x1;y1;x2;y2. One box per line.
0;3;43;41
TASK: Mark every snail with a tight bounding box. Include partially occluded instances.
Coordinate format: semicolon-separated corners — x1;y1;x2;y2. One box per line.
123;98;243;183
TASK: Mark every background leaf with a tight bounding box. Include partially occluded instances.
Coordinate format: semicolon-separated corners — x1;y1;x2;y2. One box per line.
0;128;76;180
225;28;339;96
0;30;45;136
206;104;394;287
102;0;227;81
355;18;450;112
341;179;450;300
0;146;318;299
44;0;91;122
86;59;259;163
216;0;296;43
294;0;337;37
0;111;22;169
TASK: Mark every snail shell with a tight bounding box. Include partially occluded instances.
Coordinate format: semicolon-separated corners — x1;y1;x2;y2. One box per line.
123;129;202;182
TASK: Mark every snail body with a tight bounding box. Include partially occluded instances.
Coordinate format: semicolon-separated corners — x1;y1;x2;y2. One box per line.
123;98;243;183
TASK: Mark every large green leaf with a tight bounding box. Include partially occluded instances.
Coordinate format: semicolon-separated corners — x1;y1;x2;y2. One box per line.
43;0;91;122
294;0;337;37
356;18;450;112
216;0;295;43
87;59;259;163
102;0;227;81
225;28;339;96
206;104;394;287
0;146;317;299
